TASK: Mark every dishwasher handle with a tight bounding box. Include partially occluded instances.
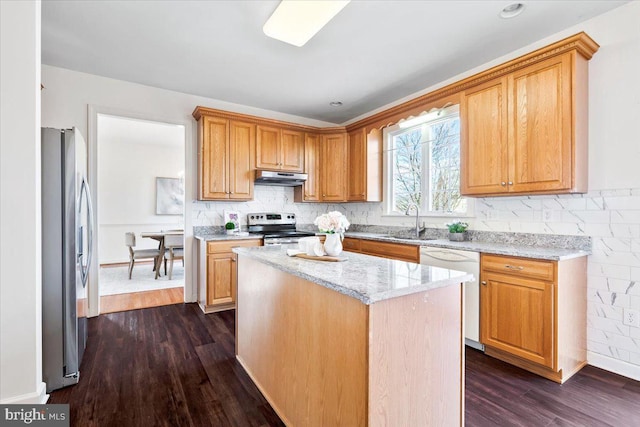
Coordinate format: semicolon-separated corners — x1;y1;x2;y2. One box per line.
421;249;477;263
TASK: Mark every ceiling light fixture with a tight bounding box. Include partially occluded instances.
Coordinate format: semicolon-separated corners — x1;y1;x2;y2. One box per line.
500;3;526;19
263;0;350;47
329;101;343;107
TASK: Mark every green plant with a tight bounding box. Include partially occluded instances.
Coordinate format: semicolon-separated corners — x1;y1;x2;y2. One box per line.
446;221;468;233
225;221;236;230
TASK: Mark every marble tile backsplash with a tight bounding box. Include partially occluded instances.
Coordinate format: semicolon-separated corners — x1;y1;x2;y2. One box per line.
193;185;640;370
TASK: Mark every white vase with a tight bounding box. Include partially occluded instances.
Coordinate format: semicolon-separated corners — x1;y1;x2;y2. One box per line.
324;233;343;256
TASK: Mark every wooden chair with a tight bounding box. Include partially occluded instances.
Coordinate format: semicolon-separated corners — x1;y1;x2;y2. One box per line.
125;232;161;279
163;233;184;280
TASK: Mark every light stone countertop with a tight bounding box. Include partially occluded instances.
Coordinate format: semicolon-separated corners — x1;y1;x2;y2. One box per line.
343;232;589;261
193;231;589;260
233;245;473;305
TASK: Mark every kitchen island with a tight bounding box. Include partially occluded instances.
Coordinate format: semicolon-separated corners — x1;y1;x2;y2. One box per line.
233;246;473;427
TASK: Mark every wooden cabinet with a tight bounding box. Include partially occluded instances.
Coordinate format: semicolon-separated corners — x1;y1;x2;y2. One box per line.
294;133;321;202
347;128;382;202
461;52;588;196
342;237;419;263
294;132;348;202
256;125;304;172
480;253;587;383
198;116;255;200
321;133;347;201
197;239;261;313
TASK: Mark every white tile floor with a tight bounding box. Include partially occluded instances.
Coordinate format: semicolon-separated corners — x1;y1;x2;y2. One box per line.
99;263;184;296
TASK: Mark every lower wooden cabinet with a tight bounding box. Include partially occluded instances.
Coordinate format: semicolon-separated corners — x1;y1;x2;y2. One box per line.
197;238;261;313
480;253;587;383
342;237;419;263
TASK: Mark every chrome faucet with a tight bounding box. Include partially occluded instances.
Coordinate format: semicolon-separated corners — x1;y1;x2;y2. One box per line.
406;203;426;238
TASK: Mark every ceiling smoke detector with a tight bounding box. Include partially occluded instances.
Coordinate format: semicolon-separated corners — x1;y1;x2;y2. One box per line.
500;3;526;19
329;101;343;107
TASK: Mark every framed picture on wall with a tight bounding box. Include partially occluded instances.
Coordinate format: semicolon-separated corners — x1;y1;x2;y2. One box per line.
224;210;241;231
156;177;184;215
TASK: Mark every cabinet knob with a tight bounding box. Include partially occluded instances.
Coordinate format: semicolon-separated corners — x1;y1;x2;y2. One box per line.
231;258;236;263
508;181;513;185
501;182;506;186
481;281;487;285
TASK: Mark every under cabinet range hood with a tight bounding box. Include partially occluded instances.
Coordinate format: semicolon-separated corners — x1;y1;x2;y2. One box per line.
255;170;307;186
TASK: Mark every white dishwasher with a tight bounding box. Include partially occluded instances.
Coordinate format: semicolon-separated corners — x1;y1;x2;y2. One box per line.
420;247;483;350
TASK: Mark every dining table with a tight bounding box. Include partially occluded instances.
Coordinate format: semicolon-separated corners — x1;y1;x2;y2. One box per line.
140;230;184;279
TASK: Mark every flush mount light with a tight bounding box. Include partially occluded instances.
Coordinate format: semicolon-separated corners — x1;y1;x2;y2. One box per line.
329;101;343;107
263;0;350;47
500;3;526;19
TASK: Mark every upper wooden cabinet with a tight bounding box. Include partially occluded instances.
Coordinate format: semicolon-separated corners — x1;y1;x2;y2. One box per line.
294;132;348;203
321;133;347;202
461;50;589;196
347;128;382;202
256;125;304;172
294;133;322;202
198;116;255;200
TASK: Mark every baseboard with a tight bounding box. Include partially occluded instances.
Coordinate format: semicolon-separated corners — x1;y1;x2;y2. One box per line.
587;351;640;381
0;382;49;404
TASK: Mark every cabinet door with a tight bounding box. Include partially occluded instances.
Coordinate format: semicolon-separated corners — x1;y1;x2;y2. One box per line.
229;120;255;200
206;253;234;306
460;77;509;195
281;129;304;172
200;116;229;199
347;129;366;201
321;133;347;201
480;271;555;369
302;133;321;201
508;55;573;193
256;125;281;170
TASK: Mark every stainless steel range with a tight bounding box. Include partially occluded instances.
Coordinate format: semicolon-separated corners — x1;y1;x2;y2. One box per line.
247;212;315;245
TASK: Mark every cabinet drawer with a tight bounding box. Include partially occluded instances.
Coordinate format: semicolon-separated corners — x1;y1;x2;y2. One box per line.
207;239;261;254
342;237;361;252
360;240;419;263
482;254;555;281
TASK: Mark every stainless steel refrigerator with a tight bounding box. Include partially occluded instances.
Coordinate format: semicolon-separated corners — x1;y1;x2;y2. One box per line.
42;127;94;392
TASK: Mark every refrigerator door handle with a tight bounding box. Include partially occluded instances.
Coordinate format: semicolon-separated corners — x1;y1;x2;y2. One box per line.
79;178;94;288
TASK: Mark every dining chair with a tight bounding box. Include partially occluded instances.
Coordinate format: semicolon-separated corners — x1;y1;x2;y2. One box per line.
125;232;161;279
163;233;184;280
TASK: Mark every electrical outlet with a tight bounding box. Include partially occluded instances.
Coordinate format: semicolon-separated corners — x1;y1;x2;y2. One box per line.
623;308;640;328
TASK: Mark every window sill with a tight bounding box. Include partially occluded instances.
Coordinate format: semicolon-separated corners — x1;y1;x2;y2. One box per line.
382;212;475;219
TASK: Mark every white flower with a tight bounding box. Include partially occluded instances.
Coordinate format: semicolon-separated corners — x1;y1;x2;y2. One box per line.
314;211;350;234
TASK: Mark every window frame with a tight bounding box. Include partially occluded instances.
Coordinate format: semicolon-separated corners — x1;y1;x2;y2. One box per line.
382;105;474;218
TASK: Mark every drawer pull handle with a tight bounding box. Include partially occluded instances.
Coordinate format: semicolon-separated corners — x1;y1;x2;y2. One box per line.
505;265;524;270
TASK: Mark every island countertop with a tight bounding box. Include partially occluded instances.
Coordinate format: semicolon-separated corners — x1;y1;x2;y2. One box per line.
233;245;473;305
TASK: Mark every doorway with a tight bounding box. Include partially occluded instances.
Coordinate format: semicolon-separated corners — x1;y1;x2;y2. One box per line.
96;114;186;313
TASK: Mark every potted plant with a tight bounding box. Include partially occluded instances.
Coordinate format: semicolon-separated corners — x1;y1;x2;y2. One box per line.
446;221;468;242
225;221;236;235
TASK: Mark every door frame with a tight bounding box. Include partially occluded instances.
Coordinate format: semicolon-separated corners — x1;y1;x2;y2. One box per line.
86;105;196;317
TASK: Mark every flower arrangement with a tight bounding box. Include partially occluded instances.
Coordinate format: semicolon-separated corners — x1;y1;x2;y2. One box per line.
446;220;468;234
314;211;350;235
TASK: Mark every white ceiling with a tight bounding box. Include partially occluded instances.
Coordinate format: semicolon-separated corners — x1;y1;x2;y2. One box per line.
42;1;626;124
97;114;184;148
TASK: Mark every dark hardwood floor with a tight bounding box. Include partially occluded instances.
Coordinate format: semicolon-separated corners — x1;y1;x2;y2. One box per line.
51;303;640;427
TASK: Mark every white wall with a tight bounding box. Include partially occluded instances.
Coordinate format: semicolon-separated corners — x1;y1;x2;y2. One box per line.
0;0;47;404
98;116;184;264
